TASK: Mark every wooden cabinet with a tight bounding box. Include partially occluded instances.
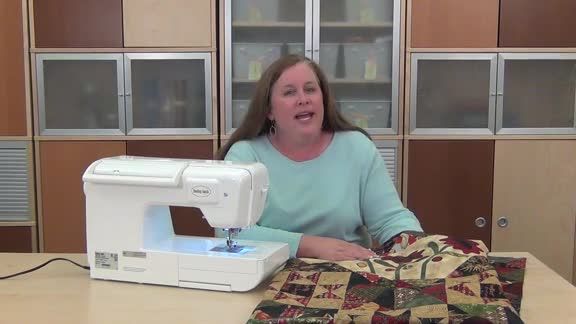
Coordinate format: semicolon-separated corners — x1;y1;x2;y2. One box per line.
410;0;499;48
410;0;576;48
126;140;215;237
499;0;576;47
407;140;495;247
126;140;214;159
492;140;576;282
123;0;213;47
0;227;33;252
31;0;218;253
39;141;126;252
32;0;215;48
33;0;123;48
0;0;27;136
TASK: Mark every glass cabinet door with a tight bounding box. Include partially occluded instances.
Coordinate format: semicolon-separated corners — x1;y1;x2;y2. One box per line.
36;54;125;135
410;53;497;135
497;53;576;134
318;0;398;133
125;53;212;135
225;0;309;133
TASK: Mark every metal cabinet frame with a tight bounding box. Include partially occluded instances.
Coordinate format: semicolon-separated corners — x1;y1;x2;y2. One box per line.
496;53;576;135
410;53;576;135
36;53;213;136
409;53;497;135
224;0;402;136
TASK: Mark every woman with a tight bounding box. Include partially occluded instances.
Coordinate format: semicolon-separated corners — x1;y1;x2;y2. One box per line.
217;54;422;261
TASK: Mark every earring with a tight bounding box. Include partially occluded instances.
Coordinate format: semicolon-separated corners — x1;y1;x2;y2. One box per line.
269;120;277;137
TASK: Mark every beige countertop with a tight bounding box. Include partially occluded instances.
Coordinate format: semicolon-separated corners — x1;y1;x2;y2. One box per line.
0;252;574;323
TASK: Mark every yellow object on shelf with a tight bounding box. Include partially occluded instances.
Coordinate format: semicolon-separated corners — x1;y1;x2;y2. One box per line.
360;9;375;24
248;60;263;81
364;59;378;81
249;7;262;22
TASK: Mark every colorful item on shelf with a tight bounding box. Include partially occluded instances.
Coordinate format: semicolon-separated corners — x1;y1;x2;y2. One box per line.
234;44;281;81
360;9;376;24
249;7;263;22
347;0;394;24
344;111;372;129
364;56;378;81
247;233;526;323
249;60;263;81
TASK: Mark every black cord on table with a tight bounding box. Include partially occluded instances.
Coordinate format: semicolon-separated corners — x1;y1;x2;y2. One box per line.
0;258;90;280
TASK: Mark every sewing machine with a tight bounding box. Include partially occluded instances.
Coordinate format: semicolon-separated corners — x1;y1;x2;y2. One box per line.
82;156;289;292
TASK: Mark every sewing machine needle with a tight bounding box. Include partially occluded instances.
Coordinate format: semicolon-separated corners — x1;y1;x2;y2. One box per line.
226;229;232;248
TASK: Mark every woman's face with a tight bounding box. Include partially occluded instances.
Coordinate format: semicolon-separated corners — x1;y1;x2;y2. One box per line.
269;62;324;140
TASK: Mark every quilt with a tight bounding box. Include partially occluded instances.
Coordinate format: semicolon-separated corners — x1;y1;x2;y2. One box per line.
247;233;526;324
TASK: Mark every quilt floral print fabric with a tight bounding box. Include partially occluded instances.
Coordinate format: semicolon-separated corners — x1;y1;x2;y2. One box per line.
247;233;526;324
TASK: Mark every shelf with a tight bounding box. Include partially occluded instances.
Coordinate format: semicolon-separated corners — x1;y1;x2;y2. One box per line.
320;22;393;28
232;21;393;29
331;78;392;84
233;78;391;84
232;21;305;28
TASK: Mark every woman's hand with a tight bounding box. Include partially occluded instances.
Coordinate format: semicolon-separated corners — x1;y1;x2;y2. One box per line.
297;235;376;261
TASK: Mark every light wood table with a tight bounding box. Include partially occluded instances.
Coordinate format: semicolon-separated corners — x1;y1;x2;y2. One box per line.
0;252;574;323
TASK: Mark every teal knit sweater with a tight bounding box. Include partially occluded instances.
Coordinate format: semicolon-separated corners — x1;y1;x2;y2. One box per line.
218;131;423;257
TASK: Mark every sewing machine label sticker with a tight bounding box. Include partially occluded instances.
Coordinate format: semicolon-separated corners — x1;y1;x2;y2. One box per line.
95;252;118;270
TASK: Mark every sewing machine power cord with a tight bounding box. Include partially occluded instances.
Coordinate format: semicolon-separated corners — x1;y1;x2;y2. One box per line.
0;258;90;280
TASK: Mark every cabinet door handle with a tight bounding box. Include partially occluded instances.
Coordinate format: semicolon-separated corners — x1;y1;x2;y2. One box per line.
497;217;509;228
475;217;487;228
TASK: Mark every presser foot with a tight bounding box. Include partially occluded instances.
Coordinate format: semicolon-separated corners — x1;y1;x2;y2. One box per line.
210;228;244;253
226;237;236;249
210;245;247;253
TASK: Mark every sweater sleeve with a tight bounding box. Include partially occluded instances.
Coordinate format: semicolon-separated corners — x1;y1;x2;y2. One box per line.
360;142;423;245
219;141;304;257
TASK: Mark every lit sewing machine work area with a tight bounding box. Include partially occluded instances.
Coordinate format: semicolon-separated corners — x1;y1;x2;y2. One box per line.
145;231;256;256
210;245;255;254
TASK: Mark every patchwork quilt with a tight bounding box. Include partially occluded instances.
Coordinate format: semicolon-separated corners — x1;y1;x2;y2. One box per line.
247;234;526;323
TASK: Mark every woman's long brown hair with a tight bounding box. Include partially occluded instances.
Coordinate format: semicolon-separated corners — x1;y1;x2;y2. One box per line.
216;54;369;160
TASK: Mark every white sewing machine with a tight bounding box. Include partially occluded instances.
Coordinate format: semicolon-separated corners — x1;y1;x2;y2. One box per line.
82;155;289;292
